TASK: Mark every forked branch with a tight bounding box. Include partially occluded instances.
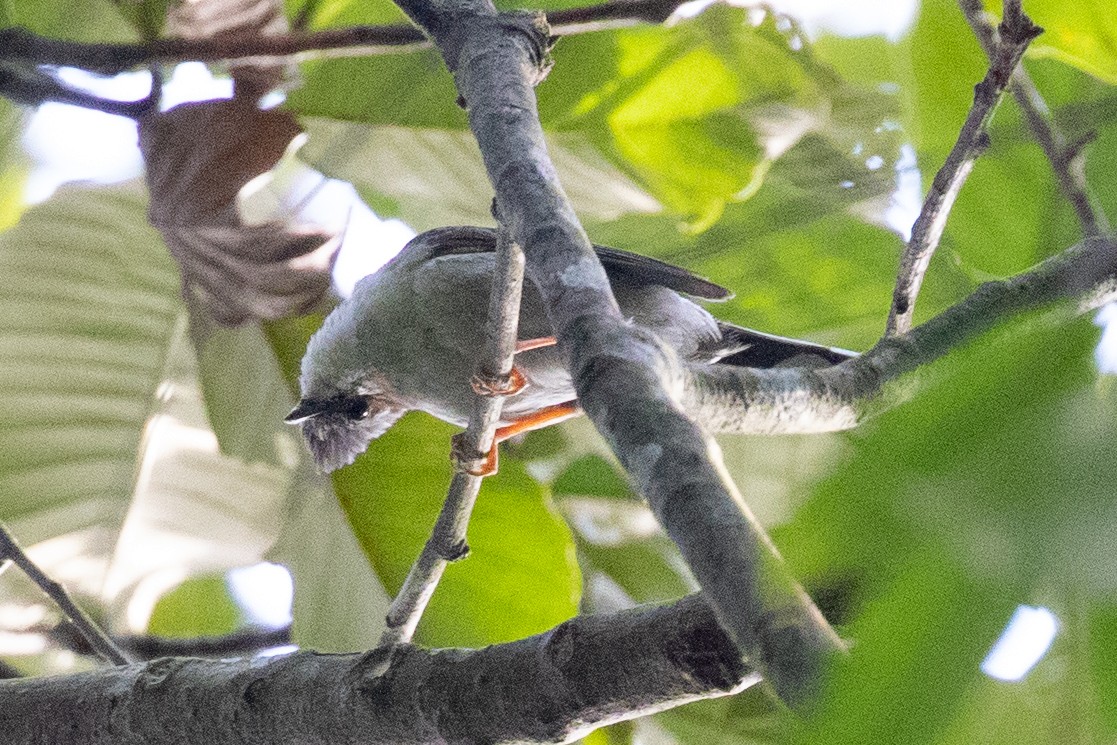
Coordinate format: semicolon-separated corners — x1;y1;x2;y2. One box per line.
958;0;1111;238
886;0;1042;336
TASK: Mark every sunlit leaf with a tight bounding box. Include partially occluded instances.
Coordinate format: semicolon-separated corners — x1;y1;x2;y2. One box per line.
986;0;1117;85
333;413;581;648
299;119;660;231
0;184;309;645
147;574;243;639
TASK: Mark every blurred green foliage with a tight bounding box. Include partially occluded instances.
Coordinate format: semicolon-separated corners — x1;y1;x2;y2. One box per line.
0;0;1116;742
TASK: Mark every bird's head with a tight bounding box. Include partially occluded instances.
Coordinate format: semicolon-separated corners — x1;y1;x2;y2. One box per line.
286;290;408;472
285;389;406;473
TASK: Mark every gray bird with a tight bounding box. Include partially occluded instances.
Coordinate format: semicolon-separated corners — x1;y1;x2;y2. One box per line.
286;226;855;472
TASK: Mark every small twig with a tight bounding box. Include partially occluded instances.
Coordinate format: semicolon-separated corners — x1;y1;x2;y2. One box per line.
0;0;688;77
0;62;160;117
377;226;527;648
885;0;1043;337
0;523;134;666
958;0;1110;238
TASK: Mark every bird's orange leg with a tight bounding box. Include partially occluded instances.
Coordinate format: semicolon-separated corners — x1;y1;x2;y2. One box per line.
515;336;557;354
470;337;556;397
494;400;582;443
452;401;583;477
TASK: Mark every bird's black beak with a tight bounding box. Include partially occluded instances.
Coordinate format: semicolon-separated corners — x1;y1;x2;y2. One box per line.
285;399;328;424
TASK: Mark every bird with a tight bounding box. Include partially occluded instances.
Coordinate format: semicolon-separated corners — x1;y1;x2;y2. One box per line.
286;226;855;473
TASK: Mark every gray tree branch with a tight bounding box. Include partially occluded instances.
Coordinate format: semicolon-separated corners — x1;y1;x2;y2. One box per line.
378;228;527;647
886;0;1042;336
958;0;1111;238
0;0;688;75
685;234;1117;434
0;594;756;745
387;0;843;711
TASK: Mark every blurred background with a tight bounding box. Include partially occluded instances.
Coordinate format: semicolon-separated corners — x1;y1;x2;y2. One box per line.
1;0;1116;741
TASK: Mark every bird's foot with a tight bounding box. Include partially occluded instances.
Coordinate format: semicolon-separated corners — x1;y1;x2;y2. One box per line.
470;366;527;398
450;433;499;477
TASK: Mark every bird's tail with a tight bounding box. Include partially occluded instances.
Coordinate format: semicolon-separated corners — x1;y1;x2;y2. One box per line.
709;322;857;368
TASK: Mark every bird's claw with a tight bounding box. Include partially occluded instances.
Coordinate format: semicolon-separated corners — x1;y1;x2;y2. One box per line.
450;433;499;477
470;366;527;398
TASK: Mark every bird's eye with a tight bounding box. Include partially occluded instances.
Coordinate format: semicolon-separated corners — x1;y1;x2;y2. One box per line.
342;397;370;421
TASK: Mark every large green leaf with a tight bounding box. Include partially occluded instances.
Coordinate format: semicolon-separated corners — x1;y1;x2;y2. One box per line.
898;0;989;160
934;597;1103;744
299;119;660;231
0;184;331;657
778;314;1115;741
290;4;901;227
589;190;967;351
333;413;581;648
0;183;179;535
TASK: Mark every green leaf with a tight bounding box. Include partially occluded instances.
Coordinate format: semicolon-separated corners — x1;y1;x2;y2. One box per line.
147;574;244;638
0;0;137;42
0;184;326;651
592;196;965;352
1089;602;1117;737
655;687;786;745
990;0;1117;84
552;454;634;501
935;598;1102;745
779;314;1115;741
0;183;179;532
287;0;460;128
269;468;393;653
298;119;660;231
192;317;298;465
801;554;1016;745
899;0;988;159
0;100;28;233
333;413;581;647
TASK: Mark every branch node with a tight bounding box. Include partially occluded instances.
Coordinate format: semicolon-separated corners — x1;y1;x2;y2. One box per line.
443;540;471;562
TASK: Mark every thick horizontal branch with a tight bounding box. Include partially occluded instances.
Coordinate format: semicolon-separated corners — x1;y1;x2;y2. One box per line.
0;595;757;745
0;0;687;75
685;235;1117;433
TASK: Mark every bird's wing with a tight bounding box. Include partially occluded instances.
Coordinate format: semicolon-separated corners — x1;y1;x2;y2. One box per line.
406;226;730;300
590;244;730;300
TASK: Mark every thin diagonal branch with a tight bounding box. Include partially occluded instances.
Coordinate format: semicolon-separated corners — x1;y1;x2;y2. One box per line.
378;227;527;648
958;0;1111;238
0;0;688;76
0;523;134;666
387;0;843;711
885;0;1043;337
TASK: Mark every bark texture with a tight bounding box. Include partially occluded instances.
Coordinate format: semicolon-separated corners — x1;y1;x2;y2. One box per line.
0;596;754;745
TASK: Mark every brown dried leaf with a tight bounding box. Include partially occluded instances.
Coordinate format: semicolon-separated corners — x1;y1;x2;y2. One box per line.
167;0;290;95
140;98;337;326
